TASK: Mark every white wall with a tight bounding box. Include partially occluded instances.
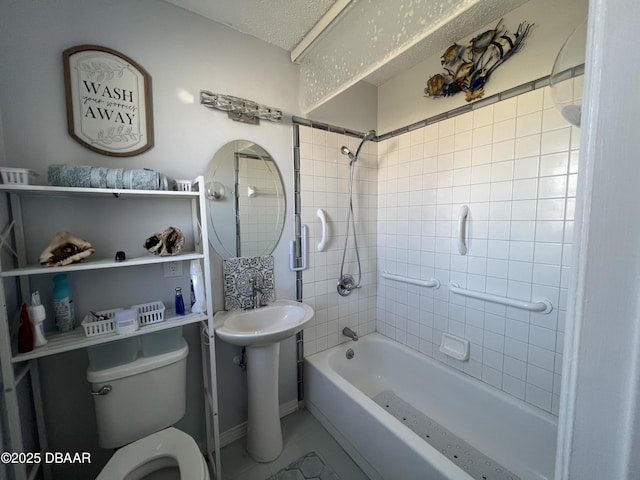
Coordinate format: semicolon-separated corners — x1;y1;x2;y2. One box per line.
377;85;578;415
0;0;303;477
299;127;378;355
0;0;300;179
307;81;378;134
377;0;588;134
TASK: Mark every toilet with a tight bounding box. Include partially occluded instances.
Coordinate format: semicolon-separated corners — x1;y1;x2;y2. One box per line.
87;339;209;479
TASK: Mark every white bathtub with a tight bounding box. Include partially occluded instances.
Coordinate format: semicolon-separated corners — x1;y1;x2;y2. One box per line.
304;333;557;480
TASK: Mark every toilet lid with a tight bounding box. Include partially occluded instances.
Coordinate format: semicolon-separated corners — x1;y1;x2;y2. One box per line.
97;427;206;480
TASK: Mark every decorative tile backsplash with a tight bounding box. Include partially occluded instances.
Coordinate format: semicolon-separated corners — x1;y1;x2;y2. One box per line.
223;255;275;310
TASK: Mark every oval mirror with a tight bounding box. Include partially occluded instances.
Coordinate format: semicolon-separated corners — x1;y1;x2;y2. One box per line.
205;140;285;259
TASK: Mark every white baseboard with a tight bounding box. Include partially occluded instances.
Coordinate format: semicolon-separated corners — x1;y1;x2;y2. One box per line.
219;399;300;447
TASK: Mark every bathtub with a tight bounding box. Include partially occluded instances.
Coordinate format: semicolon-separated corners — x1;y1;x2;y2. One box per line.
304;333;557;480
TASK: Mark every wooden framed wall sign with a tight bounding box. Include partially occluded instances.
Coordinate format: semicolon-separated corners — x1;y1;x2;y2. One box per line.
63;45;153;156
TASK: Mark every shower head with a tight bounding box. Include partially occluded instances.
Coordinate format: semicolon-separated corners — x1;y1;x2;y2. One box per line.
341;130;376;164
340;146;356;163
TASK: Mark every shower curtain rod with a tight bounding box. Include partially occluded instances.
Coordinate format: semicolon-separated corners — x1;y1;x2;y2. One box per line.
292;65;585;142
291;0;355;63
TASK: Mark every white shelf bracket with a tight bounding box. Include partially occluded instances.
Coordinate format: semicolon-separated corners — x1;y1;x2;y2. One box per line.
0;220;17;258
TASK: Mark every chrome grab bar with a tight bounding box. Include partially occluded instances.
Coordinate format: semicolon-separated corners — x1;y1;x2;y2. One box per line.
381;272;440;289
449;282;553;314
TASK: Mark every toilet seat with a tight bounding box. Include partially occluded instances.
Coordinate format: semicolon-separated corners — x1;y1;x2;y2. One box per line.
97;427;207;480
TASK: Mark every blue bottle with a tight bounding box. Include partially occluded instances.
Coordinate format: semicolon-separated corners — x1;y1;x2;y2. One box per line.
175;287;185;316
52;273;75;331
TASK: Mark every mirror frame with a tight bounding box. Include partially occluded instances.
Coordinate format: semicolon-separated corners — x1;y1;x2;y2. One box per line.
205;140;285;259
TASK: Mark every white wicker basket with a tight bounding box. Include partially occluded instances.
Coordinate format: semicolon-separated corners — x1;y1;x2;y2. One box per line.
81;301;165;337
132;301;166;326
0;168;37;185
81;309;120;337
173;179;192;191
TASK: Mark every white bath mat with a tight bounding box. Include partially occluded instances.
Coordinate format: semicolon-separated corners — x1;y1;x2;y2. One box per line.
267;451;341;480
372;391;521;480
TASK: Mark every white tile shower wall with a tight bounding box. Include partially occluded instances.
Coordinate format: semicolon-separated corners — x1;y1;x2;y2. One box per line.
299;126;378;355
377;85;579;415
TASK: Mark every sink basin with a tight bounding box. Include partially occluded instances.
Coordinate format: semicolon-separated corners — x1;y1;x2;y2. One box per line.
213;299;315;462
214;299;314;346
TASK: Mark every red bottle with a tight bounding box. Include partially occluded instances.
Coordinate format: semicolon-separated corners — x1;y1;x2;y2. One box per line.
18;303;34;353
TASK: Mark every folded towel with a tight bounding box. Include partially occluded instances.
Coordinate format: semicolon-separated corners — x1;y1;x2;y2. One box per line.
89;167;109;188
123;168;166;190
48;165;168;190
105;168;123;189
48;165;92;188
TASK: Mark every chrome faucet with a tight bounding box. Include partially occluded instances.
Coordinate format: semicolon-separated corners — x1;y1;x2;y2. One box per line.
343;327;358;341
249;277;264;309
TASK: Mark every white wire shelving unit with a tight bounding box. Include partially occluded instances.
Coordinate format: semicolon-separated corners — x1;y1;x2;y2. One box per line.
0;178;221;480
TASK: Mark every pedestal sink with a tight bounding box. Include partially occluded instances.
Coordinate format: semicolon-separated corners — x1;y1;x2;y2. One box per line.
213;299;314;462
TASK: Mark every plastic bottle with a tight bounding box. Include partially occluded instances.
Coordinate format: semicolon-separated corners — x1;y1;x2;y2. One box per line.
174;287;185;316
18;303;34;353
189;260;206;314
52;273;75;331
28;291;47;347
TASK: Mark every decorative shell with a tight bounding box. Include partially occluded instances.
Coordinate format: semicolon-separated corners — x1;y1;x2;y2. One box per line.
144;226;185;256
39;231;95;267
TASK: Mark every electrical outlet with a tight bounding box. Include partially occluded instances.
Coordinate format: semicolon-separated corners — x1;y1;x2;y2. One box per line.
163;261;183;277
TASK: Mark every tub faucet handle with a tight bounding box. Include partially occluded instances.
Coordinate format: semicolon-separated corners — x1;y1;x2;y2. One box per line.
343;327;358;341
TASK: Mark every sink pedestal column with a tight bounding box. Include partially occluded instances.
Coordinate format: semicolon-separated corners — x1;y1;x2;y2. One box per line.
246;343;283;462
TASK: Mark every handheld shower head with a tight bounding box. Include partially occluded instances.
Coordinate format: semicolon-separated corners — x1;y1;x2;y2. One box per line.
340;146;356;163
341;130;376;164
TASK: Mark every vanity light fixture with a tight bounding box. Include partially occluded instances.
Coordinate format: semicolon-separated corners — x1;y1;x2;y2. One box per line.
200;91;283;125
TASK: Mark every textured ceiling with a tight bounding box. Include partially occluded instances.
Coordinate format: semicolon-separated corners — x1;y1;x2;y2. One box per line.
162;0;337;51
298;0;530;111
162;0;531;112
361;0;530;86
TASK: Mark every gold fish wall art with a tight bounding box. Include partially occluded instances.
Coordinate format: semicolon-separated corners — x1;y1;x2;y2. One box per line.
424;20;534;102
441;43;466;67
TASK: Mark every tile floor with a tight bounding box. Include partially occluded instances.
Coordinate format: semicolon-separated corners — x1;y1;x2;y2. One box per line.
220;408;369;480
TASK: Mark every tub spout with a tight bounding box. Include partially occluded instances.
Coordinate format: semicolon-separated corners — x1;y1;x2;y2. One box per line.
343;327;358;341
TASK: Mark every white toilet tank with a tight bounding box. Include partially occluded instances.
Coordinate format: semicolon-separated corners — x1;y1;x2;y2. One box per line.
87;339;189;449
